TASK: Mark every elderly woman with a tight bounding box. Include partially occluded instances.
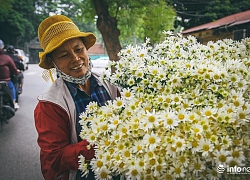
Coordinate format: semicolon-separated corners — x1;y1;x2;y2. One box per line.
34;15;119;180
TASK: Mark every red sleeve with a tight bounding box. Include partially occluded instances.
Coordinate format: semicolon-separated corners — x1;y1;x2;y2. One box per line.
34;101;95;179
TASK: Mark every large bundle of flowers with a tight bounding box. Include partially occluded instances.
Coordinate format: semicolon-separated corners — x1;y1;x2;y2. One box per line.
79;31;250;180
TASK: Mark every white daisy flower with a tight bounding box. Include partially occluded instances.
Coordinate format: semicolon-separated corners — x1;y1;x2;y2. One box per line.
198;139;214;156
143;131;161;151
94;166;112;180
172;136;186;152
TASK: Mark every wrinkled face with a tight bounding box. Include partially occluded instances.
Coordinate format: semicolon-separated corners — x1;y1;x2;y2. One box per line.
48;37;89;78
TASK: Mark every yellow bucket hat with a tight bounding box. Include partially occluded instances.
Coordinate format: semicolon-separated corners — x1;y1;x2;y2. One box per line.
38;14;96;69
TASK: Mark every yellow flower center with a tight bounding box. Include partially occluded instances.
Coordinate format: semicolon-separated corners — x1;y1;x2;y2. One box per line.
174;97;180;102
189;114;195;120
194;162;201;170
105;140;110;146
214;74;220;79
192;141;198;147
178;114;185;120
148;115;155;122
124;150;130;157
165;174;172;180
124;91;131;98
229;160;238;167
114;134;120;140
115;155;120;161
234;101;240;107
100;172;108;178
118;144;124;150
116;100;122;106
167;118;173;125
175;167;181;174
239;112;246;119
156;165;162;171
106;155;111;161
147;152;154;158
122;127;127;133
218;154;227;162
203;124;209;131
152;70;158;75
205;110;212;116
138;160;144;167
193;128;200;134
222;139;228;145
176;141;183;148
149;137;156;144
137;145;142;151
171;147;176;151
179;156;186;163
133;123;139;129
183;103;189;109
130;105;136;110
149;159;156;165
202;144;209;151
210;170;218;177
172;78;178;83
232;151;240;158
90;135;95;141
96;160;103;168
101;124;108;131
131;169;139;176
210;135;217;142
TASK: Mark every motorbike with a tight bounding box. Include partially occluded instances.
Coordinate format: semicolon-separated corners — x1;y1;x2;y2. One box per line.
11;70;24;104
0;81;15;131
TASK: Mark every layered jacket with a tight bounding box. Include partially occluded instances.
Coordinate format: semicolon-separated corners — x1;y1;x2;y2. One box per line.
0;49;19;81
34;72;119;180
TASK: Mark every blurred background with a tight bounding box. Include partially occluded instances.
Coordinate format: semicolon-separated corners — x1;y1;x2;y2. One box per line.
0;0;250;64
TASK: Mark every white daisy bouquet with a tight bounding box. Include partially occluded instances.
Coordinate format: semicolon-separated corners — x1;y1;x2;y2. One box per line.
79;31;250;180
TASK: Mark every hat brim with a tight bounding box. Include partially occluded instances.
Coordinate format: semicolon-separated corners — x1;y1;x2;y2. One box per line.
39;31;96;69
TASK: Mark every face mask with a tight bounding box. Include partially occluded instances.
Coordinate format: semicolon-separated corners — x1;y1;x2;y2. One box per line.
53;60;93;85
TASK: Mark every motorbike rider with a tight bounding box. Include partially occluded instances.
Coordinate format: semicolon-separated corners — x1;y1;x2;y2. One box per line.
6;45;25;99
0;39;20;109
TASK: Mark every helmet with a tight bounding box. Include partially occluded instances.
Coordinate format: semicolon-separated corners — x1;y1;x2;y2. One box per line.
6;45;15;53
0;39;4;49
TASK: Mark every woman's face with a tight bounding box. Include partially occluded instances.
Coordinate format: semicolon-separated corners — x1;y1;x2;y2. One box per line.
49;38;89;78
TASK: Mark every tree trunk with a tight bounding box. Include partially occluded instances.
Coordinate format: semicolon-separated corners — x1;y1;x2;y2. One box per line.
92;0;121;62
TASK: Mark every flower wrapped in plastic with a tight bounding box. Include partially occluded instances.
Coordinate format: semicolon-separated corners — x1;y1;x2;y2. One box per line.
78;31;250;180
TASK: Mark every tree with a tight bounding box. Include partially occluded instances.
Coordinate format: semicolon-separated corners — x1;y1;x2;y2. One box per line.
91;0;121;61
0;0;35;48
173;0;250;29
83;0;176;61
0;0;177;60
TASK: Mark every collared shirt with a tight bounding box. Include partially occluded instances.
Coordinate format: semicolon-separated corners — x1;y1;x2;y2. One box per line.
65;75;111;142
65;75;112;180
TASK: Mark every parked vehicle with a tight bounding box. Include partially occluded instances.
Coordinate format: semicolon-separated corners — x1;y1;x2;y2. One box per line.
91;57;110;68
0;81;15;131
15;49;29;70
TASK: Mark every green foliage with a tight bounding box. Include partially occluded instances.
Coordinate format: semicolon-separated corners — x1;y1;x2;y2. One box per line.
1;0;249;52
0;0;35;47
173;0;250;29
0;0;13;19
97;0;176;46
140;1;176;44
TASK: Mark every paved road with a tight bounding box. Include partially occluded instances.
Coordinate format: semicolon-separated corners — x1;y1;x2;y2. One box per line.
0;64;105;180
0;64;51;180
